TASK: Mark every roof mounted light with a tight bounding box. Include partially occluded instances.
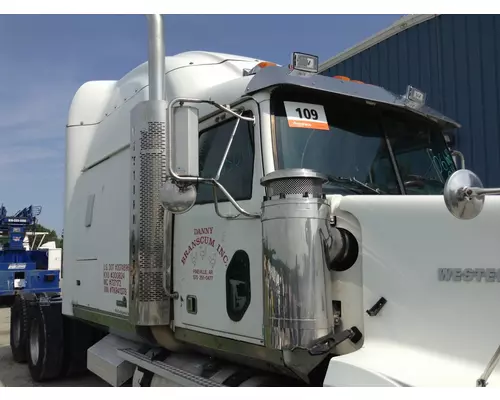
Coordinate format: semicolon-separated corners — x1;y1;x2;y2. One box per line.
404;85;426;109
289;52;318;76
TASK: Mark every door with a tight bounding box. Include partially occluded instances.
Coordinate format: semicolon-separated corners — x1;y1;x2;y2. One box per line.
173;100;265;345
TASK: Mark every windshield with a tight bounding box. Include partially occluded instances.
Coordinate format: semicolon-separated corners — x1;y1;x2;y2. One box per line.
271;87;456;195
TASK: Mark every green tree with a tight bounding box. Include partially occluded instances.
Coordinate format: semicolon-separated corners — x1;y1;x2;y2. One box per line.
0;223;62;249
28;223;63;249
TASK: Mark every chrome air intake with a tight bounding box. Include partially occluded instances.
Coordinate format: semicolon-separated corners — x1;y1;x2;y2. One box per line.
260;168;333;379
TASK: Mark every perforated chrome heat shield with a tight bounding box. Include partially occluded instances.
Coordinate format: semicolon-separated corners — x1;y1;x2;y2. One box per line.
130;100;172;326
263;173;325;198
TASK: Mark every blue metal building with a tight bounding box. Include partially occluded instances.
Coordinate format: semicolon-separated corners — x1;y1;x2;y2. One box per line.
319;14;500;187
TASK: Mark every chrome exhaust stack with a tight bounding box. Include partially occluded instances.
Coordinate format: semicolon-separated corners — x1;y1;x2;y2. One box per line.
146;15;165;101
129;14;173;326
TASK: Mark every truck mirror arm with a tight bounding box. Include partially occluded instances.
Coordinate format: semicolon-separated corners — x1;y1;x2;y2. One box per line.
211;111;260;219
210;180;260;219
468;187;500;196
167;97;260;219
451;149;465;169
477;344;500;387
212;186;240;220
215;114;242;181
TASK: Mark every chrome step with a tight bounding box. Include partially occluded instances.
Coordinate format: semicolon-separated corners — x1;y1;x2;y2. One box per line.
117;348;223;387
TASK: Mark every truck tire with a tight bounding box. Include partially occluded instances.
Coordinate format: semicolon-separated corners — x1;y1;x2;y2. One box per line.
27;301;64;382
10;294;29;363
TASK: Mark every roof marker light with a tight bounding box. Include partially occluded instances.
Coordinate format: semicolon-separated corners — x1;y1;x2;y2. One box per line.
256;61;277;69
333;76;365;84
243;61;277;76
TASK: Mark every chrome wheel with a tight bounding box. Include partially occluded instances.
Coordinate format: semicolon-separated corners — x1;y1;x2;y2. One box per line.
29;320;40;365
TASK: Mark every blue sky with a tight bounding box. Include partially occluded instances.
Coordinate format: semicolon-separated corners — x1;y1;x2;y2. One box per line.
0;14;403;234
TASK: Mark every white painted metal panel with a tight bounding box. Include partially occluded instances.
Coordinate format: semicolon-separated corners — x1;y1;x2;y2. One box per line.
323;195;500;387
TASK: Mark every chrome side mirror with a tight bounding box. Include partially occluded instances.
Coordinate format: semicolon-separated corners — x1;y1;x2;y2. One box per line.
444;170;484;220
444;169;500;220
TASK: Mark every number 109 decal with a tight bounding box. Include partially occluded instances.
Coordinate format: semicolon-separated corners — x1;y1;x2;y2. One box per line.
283;101;329;131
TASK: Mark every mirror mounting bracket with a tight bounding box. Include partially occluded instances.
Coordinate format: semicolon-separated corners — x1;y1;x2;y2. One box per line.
167;97;260;219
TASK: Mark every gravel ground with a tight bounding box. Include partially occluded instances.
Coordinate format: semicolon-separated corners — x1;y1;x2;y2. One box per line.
0;305;109;387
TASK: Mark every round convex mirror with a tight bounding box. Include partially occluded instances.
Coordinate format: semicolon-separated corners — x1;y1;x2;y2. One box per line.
443;169;485;220
160;179;197;214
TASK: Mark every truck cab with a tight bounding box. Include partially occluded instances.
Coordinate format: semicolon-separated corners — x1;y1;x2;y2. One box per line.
15;16;499;387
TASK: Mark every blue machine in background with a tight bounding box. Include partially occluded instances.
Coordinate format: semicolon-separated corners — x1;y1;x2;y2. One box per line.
0;205;60;298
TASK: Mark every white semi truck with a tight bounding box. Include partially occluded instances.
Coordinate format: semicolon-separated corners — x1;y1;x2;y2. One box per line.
9;14;500;387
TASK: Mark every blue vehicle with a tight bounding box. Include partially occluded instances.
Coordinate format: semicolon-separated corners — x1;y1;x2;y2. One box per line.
0;205;60;302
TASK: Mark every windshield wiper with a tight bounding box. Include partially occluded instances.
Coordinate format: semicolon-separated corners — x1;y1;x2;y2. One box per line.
325;175;384;194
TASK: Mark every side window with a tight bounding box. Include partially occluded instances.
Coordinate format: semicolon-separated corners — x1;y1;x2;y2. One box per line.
197;112;255;204
226;250;251;322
